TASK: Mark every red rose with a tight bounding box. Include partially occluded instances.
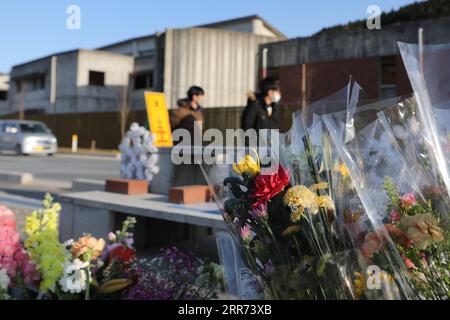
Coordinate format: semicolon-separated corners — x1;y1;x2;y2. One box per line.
108;245;135;263
251;165;290;208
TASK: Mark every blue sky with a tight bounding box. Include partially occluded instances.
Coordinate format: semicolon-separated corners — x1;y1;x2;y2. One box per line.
0;0;418;73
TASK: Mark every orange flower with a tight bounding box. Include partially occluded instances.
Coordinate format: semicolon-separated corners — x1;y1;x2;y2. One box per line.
384;224;405;238
360;232;384;260
72;236;106;260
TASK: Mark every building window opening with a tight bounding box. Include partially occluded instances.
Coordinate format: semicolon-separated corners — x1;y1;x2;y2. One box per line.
31;74;45;91
134;71;154;90
89;71;105;87
380;56;397;99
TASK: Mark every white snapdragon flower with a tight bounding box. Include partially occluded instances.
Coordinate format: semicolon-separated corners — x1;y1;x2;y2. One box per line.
0;268;10;290
64;239;74;247
59;259;90;294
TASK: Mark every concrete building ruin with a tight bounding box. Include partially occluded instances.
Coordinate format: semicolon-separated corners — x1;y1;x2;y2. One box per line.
0;74;8;114
4;15;285;115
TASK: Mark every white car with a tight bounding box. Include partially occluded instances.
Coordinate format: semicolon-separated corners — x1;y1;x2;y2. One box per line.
0;120;58;156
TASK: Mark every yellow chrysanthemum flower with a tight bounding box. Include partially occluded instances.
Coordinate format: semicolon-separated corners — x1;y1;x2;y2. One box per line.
354;272;365;299
290;207;305;222
284;185;319;215
233;152;260;177
316;195;335;210
338;163;348;177
309;182;329;191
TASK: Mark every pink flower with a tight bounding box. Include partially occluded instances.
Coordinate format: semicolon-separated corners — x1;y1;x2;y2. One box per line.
360;232;385;260
390;209;401;222
240;225;252;243
108;232;117;241
0;206;16;230
0;216;39;286
251;203;268;221
402;255;417;270
400;193;417;208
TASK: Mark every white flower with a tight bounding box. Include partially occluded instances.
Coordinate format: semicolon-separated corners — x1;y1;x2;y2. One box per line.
0;268;10;290
59;259;90;294
64;239;74;247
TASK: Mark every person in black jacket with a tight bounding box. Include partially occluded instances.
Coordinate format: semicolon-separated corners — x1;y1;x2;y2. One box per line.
241;77;282;131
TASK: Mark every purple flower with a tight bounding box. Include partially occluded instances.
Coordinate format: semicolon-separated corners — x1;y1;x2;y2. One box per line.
124;247;219;300
263;262;275;276
124;237;134;247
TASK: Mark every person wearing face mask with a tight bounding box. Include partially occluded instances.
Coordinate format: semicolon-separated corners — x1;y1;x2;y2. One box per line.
170;85;205;141
241;77;282;132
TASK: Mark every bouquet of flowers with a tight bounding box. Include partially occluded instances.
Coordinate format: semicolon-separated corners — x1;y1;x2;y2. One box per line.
398;42;450;199
383;177;449;299
287;85;415;300
2;195;224;300
322;92;449;299
21;194;137;299
202;136;367;299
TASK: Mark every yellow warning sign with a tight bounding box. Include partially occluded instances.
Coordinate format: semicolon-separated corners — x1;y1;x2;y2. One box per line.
144;92;173;147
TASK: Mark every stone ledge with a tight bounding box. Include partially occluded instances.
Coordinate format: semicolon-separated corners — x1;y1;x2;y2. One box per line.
72;178;105;192
0;170;33;185
60;191;226;230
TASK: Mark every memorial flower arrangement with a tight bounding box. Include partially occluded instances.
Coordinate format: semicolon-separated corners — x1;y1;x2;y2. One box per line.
119;122;160;182
1;196;224;300
204;81;448;300
17;194;138;299
212;149;365;300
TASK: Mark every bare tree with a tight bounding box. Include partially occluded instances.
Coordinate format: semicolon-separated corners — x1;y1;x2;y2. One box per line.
115;77;132;141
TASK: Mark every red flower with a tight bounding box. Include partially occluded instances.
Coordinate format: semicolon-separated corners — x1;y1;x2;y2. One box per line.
108;245;135;263
251;165;290;208
402;255;417;270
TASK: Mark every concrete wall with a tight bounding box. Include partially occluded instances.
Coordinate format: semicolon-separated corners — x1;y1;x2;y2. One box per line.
52;51;79;114
163;28;278;109
206;19;277;37
0;74;9;114
99;36;156;57
262;17;450;67
74;50;134;113
0;74;8;91
7;50;134;114
259;18;450;106
8;53;69;114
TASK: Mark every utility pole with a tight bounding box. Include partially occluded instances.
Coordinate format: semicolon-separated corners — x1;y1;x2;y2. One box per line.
50;55;58;113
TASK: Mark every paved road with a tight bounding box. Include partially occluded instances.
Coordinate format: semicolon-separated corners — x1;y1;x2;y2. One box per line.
0;153;120;183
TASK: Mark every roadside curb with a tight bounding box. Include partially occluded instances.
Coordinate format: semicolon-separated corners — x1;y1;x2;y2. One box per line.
0;170;34;185
58;148;120;159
